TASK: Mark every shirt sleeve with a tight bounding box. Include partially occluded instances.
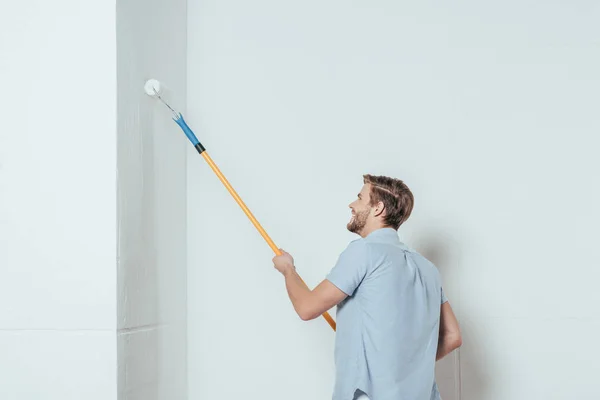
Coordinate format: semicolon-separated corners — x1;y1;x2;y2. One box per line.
326;240;369;296
441;286;449;304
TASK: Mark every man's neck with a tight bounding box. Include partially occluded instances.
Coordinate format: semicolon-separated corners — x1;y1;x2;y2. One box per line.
359;224;389;238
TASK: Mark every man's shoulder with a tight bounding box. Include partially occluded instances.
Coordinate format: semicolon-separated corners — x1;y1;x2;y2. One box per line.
343;237;370;253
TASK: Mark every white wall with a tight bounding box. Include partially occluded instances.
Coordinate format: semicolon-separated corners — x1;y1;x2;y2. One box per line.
187;1;600;399
117;0;188;399
0;1;117;398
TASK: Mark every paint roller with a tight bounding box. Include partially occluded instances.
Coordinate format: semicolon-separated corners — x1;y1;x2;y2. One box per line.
144;79;336;331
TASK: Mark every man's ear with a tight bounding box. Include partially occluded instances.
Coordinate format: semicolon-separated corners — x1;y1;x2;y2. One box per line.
373;201;386;217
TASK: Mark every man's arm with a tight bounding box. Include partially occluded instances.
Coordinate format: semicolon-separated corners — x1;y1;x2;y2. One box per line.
436;301;462;361
282;267;347;321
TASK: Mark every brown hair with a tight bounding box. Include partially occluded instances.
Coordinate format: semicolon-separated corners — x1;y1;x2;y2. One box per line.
363;174;414;229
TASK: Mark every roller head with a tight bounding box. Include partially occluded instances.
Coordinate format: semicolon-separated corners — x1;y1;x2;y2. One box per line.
144;79;180;118
144;79;161;97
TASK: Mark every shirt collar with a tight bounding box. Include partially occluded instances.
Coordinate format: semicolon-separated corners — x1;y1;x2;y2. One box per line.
365;227;413;250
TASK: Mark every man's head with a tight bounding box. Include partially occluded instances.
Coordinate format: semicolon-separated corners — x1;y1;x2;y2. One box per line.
347;174;414;237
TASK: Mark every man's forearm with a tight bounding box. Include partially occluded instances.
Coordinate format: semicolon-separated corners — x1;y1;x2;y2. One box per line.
283;267;313;320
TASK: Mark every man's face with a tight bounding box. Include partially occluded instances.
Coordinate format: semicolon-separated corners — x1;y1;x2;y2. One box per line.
347;184;372;234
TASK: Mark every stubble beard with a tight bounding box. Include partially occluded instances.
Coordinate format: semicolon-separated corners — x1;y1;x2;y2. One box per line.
347;209;369;234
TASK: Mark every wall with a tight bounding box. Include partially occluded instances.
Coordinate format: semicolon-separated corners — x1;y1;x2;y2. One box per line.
0;1;117;399
117;0;188;399
186;1;600;399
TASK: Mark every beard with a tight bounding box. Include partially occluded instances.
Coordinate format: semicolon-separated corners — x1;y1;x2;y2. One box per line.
347;209;369;234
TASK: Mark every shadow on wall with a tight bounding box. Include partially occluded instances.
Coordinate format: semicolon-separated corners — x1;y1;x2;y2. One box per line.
417;232;488;400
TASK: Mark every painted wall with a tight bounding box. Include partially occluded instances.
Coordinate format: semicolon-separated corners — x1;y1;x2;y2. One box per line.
116;0;188;399
0;1;117;399
186;1;600;399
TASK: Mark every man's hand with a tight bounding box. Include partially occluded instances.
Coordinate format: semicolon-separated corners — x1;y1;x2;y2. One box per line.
272;248;295;276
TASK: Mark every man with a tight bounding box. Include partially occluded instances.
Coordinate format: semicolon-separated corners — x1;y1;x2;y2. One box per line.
272;174;462;400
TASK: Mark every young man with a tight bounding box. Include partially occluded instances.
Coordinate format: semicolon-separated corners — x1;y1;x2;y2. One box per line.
272;174;462;400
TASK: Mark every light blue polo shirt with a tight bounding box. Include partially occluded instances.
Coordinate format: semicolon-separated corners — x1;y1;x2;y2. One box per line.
326;227;448;400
